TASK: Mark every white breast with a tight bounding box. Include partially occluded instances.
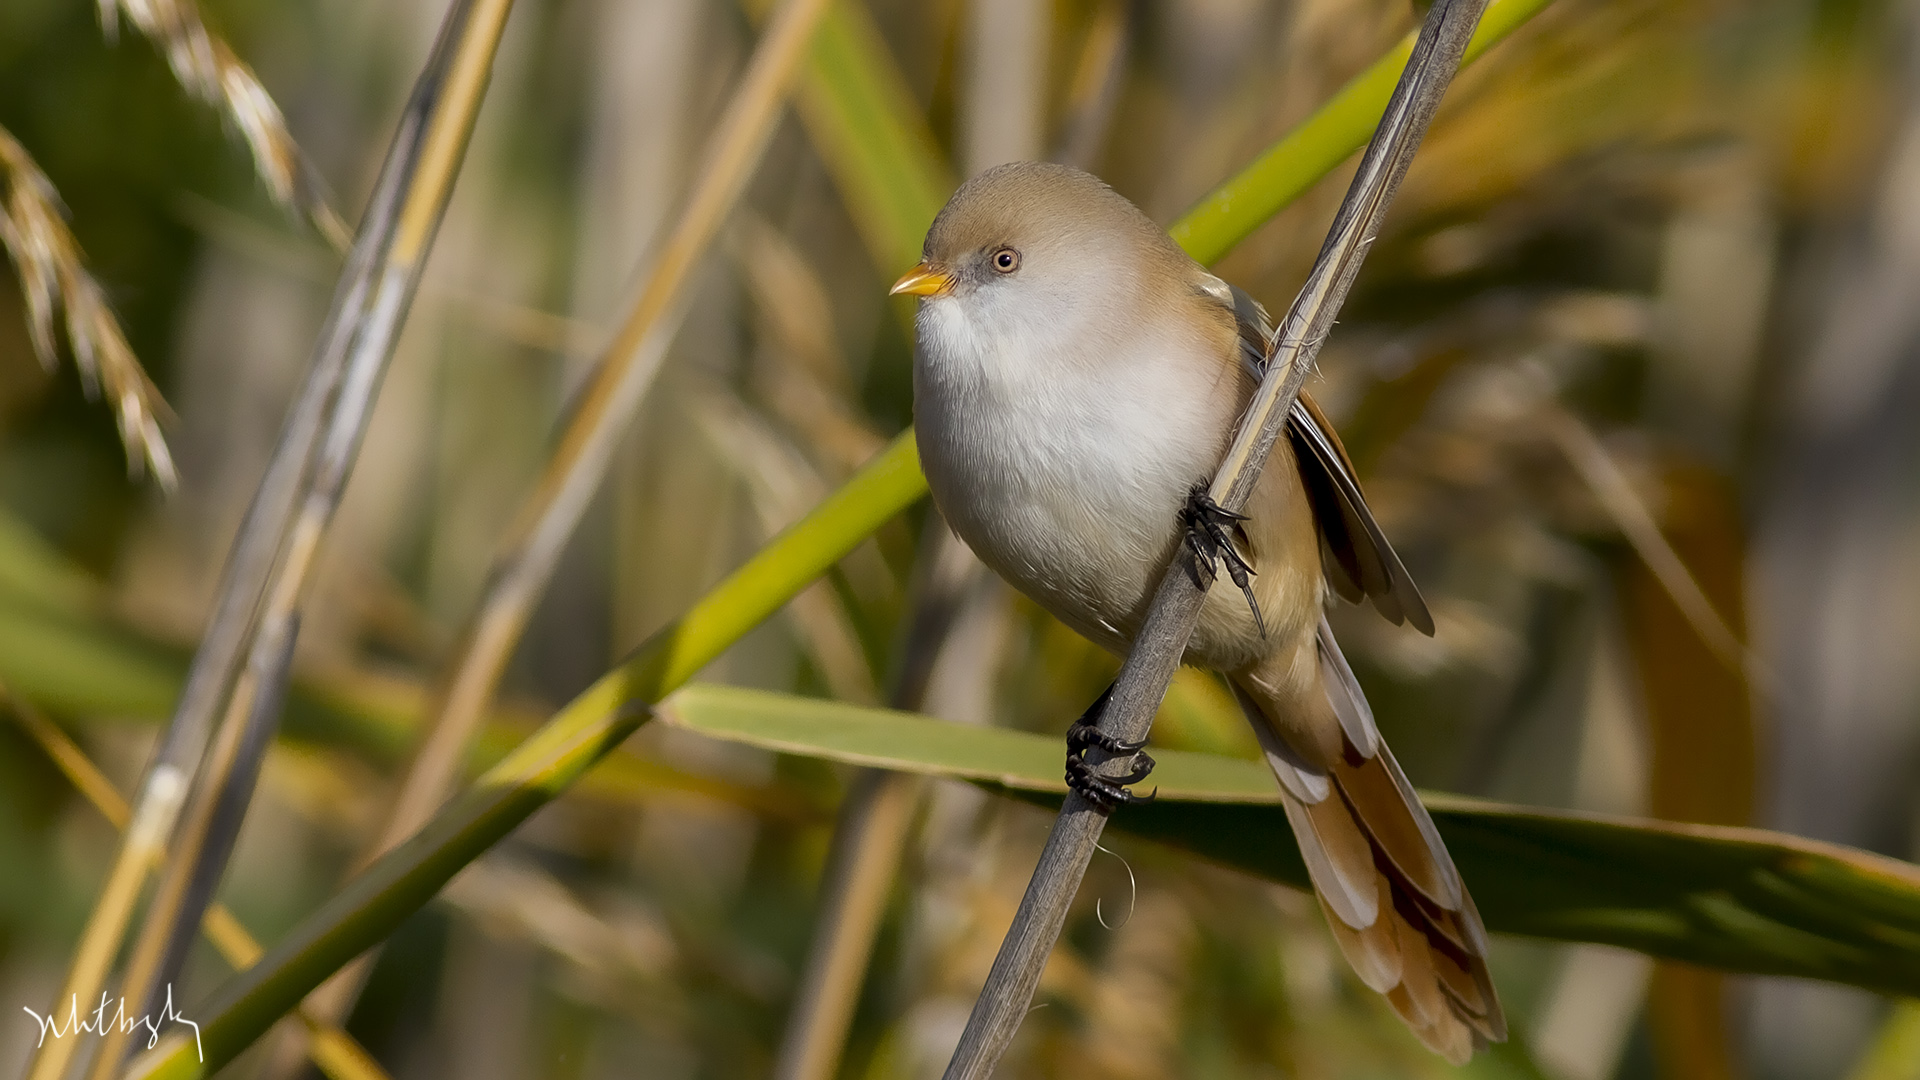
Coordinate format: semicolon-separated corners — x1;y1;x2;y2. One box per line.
912;288;1238;649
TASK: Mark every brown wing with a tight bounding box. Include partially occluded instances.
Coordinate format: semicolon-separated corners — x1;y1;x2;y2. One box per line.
1210;277;1434;635
1289;394;1433;634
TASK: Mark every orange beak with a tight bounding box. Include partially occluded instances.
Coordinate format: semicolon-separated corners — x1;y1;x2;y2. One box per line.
890;261;955;297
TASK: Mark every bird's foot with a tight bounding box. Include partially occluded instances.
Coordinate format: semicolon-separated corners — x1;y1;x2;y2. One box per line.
1066;750;1157;811
1064;686;1155;811
1180;485;1266;637
1067;721;1144;756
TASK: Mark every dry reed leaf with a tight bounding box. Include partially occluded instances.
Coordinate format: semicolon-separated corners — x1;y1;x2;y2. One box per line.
0;126;179;488
98;0;350;248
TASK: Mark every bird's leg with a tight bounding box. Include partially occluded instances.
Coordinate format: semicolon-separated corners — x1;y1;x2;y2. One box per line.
1065;685;1132;753
1180;484;1266;637
1063;685;1156;811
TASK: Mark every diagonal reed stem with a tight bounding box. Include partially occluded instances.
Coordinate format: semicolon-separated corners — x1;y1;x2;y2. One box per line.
29;4;519;1079
1541;405;1777;698
260;0;838;1054
937;2;1491;1075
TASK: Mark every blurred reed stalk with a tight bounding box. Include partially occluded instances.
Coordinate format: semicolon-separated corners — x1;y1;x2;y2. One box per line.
0;126;177;487
97;0;350;249
1541;404;1775;698
1051;0;1130;169
960;0;1049;171
3;691;395;1080
27;2;519;1077
939;2;1492;1075
1548;396;1761;1080
266;0;838;1050
771;525;985;1080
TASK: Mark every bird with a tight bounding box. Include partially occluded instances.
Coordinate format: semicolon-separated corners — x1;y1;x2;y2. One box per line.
891;160;1505;1063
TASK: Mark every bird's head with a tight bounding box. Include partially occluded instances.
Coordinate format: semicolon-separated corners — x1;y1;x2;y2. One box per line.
891;161;1179;317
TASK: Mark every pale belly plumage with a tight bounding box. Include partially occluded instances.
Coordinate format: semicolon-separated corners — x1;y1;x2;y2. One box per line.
911;297;1301;672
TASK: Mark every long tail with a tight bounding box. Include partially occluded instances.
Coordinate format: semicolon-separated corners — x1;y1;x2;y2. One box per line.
1230;618;1505;1063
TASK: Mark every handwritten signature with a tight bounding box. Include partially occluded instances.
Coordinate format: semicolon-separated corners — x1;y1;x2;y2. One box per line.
22;985;202;1063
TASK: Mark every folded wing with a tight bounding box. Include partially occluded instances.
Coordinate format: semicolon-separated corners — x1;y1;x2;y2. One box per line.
1199;274;1434;634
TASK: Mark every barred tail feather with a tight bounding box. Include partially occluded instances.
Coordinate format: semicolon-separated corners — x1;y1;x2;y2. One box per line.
1230;628;1506;1062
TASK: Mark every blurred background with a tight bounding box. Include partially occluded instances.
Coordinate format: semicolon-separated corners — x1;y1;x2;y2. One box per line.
0;0;1916;1077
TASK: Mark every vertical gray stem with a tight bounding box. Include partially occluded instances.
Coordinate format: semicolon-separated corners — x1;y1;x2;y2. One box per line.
938;2;1491;1076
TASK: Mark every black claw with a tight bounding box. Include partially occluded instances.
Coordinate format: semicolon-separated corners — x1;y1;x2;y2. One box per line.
1063;682;1156;811
1180;485;1266;637
1116;750;1156;785
1066;753;1158;811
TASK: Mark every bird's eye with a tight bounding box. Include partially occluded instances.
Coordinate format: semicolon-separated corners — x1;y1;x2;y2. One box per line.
991;247;1020;273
